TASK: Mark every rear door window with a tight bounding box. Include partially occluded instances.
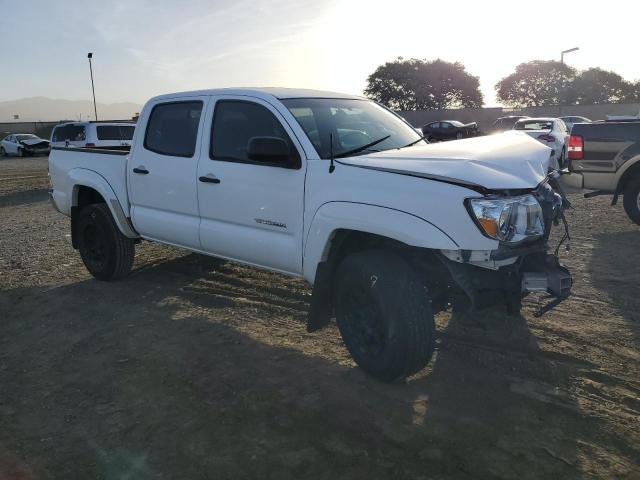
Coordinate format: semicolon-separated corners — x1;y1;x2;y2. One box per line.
144;102;203;157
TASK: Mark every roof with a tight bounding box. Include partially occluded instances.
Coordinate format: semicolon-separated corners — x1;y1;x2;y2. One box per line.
516;117;557;122
148;87;365;103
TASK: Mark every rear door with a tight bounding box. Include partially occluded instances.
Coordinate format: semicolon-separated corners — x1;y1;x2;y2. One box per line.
129;96;208;249
426;122;440;139
196;96;306;274
439;122;455;140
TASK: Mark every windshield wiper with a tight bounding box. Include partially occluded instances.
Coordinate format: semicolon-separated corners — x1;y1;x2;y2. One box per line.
401;135;428;148
333;135;391;159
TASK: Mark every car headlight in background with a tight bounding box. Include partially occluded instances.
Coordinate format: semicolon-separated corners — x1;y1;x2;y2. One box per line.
467;194;544;243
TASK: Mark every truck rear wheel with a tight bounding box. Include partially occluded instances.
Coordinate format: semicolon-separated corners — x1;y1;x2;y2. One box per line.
623;177;640;225
334;250;435;382
77;204;135;281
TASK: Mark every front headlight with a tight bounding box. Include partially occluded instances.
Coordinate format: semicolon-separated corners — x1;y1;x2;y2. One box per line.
467;194;544;243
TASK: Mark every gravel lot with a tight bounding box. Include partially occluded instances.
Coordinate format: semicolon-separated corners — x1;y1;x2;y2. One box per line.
0;156;639;479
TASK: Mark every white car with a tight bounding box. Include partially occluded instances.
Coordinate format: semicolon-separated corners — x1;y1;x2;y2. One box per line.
0;133;50;157
513;117;569;170
50;122;135;150
48;87;572;382
558;116;591;132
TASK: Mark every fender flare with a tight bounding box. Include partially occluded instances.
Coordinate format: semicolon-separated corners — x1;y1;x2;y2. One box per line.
615;154;640;191
68;168;139;238
302;201;459;283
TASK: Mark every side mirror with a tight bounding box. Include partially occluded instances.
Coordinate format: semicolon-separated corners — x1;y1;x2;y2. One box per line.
247;136;297;168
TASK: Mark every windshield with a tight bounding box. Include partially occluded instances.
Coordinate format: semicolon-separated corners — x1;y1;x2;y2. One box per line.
514;120;553;131
449;120;464;127
281;98;422;159
15;134;38;141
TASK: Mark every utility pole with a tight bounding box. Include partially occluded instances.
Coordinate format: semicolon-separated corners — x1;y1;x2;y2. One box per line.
87;52;98;121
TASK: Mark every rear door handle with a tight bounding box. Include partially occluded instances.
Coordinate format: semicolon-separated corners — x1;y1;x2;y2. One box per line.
133;166;149;174
199;175;220;184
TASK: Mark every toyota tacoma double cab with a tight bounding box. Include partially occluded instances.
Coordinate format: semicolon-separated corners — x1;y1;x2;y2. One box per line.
49;88;572;382
563;120;640;224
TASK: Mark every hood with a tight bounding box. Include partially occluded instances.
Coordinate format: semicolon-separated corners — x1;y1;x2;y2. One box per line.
20;138;49;146
338;131;551;190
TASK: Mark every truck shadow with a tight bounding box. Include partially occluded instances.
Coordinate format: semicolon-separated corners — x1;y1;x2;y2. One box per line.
588;230;640;345
0;254;612;479
0;188;48;208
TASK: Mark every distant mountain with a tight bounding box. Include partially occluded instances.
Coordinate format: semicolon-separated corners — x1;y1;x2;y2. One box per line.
0;97;142;122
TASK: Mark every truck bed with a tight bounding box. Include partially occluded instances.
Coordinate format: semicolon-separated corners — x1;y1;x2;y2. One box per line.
48;147;130;217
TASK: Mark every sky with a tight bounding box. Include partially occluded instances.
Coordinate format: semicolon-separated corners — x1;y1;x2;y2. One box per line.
1;0;639;107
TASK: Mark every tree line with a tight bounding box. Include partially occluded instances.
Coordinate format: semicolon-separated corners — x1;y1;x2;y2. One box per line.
365;57;640;110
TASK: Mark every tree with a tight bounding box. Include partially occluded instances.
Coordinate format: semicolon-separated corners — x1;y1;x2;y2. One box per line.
495;60;576;107
572;68;634;104
364;58;483;110
623;81;640;103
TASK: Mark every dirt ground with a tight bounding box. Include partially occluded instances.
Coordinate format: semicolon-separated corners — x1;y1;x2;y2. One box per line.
0;156;638;479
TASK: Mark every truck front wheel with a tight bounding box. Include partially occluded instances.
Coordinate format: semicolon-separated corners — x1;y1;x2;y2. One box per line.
623;177;640;225
334;250;435;382
77;204;135;281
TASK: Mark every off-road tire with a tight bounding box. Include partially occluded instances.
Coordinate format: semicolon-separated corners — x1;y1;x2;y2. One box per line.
77;203;135;281
334;249;435;382
622;177;640;225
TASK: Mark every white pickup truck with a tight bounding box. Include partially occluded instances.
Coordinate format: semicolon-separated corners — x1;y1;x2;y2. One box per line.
49;88;572;381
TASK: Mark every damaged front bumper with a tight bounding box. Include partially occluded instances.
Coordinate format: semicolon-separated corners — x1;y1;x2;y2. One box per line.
520;255;572;298
437;171;573;315
438;249;572;315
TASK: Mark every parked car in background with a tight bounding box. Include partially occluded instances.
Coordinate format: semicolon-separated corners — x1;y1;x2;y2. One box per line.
48;87;571;382
606;114;640;121
563;121;640;224
491;116;529;133
559;116;591;132
513;118;569;170
0;133;50;157
420;120;478;141
50;122;136;150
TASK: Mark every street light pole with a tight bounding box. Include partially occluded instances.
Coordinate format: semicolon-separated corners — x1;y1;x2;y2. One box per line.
87;52;98;121
561;47;579;65
559;47;579;115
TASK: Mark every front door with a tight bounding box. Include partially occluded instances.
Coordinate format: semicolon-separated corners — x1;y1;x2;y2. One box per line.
196;96;306;275
129;97;208;249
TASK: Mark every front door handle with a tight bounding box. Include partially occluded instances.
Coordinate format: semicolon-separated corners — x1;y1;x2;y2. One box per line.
133;166;149;174
199;175;220;184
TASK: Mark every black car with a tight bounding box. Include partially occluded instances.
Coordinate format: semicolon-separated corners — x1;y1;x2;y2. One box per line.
420;120;478;142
